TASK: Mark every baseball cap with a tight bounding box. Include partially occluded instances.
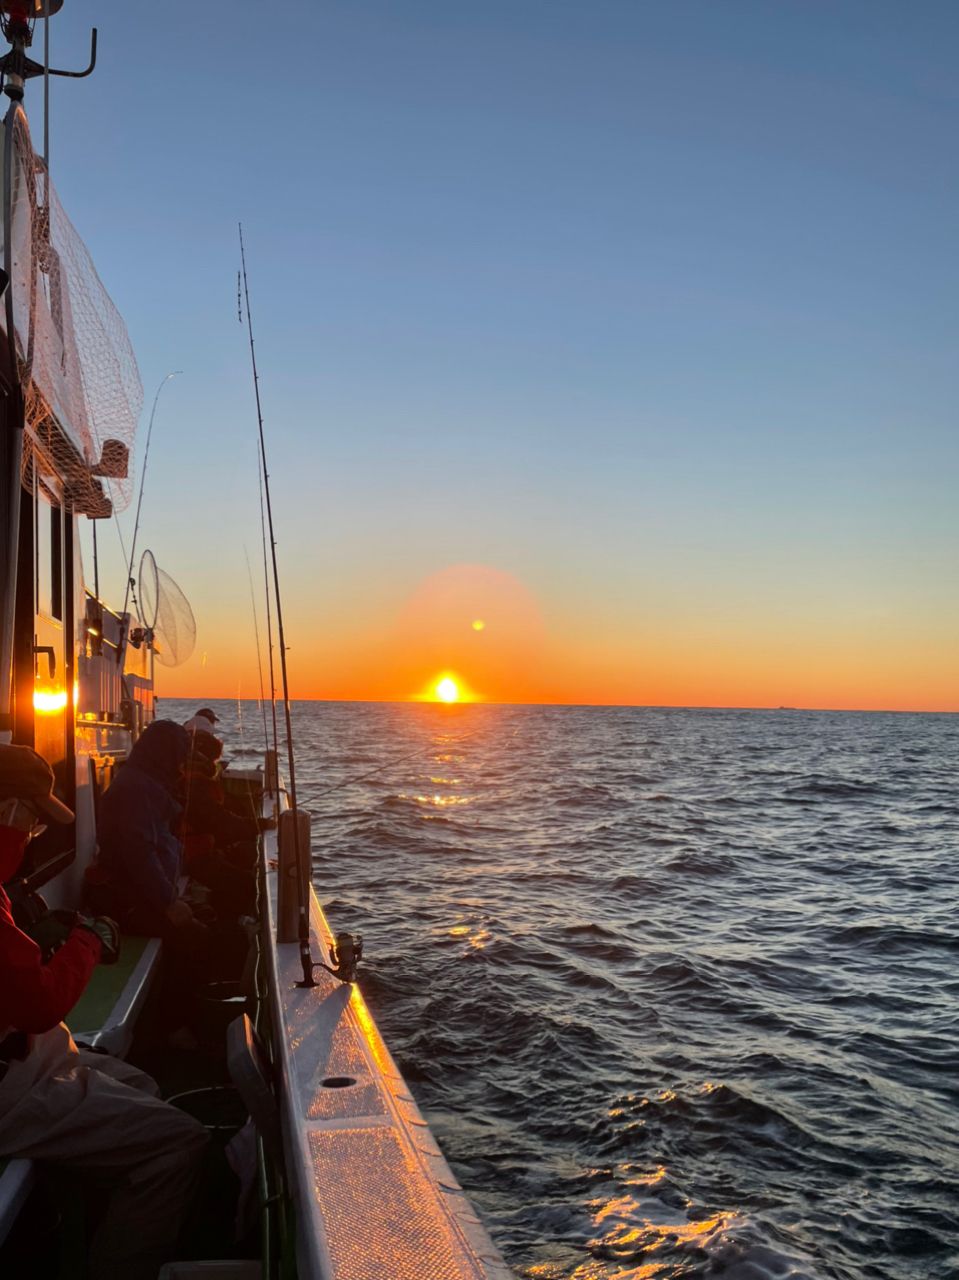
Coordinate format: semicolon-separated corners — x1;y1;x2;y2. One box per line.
0;744;74;823
184;715;219;737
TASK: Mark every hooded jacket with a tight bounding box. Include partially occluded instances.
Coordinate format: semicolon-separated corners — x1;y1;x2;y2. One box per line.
182;738;258;859
97;720;190;917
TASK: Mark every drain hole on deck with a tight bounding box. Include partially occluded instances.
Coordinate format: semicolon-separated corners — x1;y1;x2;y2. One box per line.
321;1076;356;1089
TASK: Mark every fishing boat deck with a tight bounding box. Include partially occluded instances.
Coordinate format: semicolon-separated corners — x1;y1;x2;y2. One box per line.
262;850;511;1280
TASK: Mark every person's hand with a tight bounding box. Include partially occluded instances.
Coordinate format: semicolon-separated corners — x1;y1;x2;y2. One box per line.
27;908;78;960
77;915;121;965
165;898;195;928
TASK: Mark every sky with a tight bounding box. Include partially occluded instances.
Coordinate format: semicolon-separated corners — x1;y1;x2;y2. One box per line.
36;1;959;709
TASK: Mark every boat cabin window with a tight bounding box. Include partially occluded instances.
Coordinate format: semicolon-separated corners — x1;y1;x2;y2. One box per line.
35;492;63;622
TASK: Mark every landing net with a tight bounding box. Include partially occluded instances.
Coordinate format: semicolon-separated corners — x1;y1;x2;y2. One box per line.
152;564;196;668
3;105;142;516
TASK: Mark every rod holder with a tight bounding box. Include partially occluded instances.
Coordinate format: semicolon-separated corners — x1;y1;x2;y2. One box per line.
264;748;278;795
276;806;309;944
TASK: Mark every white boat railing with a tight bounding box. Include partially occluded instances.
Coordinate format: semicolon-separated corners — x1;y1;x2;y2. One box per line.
257;760;511;1280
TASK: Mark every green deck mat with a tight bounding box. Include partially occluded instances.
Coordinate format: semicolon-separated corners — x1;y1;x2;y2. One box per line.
68;936;154;1034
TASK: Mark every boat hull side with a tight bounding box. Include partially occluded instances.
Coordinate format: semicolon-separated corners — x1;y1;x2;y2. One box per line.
261;855;512;1280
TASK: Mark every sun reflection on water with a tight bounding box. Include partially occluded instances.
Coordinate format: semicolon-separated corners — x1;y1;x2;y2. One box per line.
394;789;471;809
573;1161;739;1280
411;793;471;807
436;918;492;950
523;1262;659;1279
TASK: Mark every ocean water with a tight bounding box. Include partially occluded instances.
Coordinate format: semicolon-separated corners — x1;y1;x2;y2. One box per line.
165;700;959;1280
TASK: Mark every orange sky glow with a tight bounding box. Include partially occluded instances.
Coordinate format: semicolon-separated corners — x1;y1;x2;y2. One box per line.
159;562;958;713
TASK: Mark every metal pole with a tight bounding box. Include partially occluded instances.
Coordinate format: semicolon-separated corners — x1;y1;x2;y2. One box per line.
42;0;49;174
0;99;24;738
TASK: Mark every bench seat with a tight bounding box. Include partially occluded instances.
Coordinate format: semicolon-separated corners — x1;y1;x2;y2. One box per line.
71;935;162;1058
0;934;162;1246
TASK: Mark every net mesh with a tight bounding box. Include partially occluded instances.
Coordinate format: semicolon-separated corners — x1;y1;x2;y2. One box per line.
3;105;142;516
153;565;196;668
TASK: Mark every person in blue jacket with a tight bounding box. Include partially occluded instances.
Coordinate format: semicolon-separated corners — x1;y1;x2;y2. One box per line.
93;720;201;937
90;721;249;1023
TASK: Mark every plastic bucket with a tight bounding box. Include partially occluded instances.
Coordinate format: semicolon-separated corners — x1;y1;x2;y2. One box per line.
167;1085;248;1144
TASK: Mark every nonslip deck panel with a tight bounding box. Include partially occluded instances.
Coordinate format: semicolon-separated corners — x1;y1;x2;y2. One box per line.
308;1125;482;1280
263;853;512;1280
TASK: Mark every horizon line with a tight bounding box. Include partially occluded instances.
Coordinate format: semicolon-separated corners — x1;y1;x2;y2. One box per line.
156;696;958;715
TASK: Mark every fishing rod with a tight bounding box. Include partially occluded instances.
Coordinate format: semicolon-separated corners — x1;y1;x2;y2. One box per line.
238;224;317;988
238;271;279;767
244;545;270;751
256;417;279;763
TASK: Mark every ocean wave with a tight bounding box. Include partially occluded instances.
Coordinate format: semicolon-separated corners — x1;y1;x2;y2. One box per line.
786;777;886;800
164;698;959;1280
826;923;959;955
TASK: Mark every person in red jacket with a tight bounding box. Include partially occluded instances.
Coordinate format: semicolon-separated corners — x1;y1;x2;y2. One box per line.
0;745;207;1280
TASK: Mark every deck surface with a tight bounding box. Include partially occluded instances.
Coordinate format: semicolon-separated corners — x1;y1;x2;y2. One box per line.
263;857;511;1280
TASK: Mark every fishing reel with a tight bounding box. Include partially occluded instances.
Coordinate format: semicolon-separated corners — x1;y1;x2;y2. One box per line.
311;931;363;985
8;881;47;931
8;886;79;960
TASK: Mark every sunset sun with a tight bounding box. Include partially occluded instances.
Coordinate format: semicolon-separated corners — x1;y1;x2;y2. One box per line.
415;669;476;704
435;676;460;703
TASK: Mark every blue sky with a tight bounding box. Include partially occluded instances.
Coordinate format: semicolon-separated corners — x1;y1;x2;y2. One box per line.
34;1;959;705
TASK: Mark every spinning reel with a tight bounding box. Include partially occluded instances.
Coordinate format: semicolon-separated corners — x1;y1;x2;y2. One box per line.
310;931;363;985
